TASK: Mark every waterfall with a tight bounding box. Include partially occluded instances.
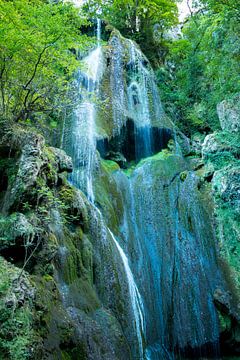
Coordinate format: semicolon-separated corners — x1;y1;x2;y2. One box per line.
110;33;126;135
109;229;146;360
70;19;103;203
65;18;224;360
91;204;147;359
68;21;148;358
114;166;222;359
127;40;153;160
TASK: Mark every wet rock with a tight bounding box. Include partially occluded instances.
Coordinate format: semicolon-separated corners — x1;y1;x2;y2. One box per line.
190;158;204;171
176;131;191;156
217;93;240;132
214;288;240;356
106;151;127;168
202;162;215;181
214;288;232;313
190;132;205;156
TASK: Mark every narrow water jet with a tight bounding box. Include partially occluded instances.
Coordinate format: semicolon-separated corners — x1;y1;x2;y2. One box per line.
70;19;103;203
109;229;146;360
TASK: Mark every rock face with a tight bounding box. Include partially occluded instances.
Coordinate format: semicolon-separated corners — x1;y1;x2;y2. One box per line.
202;131;240;158
0;128;130;360
49;147;73;173
217;93;240;132
200;127;240;356
97;151;224;358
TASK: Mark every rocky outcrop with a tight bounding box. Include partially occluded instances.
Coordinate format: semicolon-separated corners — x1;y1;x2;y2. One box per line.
213;165;240;207
198;127;240;356
202;131;240;159
49;147;73;173
0;129;131;360
217;93;240;132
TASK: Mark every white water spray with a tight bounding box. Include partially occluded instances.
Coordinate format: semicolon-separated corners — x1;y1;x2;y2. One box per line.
109;229;146;360
71;20;103;203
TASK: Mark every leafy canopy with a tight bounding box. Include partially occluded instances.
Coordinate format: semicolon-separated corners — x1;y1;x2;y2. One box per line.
84;0;178;61
157;0;240;135
0;0;90;125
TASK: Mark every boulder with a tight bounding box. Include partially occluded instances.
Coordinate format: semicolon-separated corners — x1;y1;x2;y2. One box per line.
202;131;240;158
4;132;45;211
212;165;240;207
0;213;35;251
106;151;127;168
49;147;73;173
190;132;205;156
202;133;227;156
217;93;240;132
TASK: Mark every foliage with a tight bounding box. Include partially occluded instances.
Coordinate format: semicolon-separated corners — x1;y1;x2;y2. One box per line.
0;258;36;360
0;0;90;127
84;0;178;62
157;0;240;135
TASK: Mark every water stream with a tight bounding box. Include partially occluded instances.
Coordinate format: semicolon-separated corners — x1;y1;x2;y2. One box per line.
70;19;103;203
64;17;223;360
109;229;146;360
67;19;148;359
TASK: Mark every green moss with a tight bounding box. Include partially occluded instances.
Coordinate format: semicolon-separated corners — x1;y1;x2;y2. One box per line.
43;274;54;282
122;161;137;177
180;171;188;182
136;149;172;168
101;159;120;173
61;352;72;360
0;257;37;360
217;310;232;333
93;161;123;232
207;152;238;171
217;206;240;292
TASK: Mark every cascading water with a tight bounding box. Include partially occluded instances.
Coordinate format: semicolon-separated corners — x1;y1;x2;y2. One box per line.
106;31;223;359
70;19;103;202
64;16;226;360
126;40;166;160
110;33;126;135
113;160;222;360
109;229;146;360
66;19;148;360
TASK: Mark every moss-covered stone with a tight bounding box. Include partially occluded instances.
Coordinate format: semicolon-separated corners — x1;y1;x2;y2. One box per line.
0;257;39;360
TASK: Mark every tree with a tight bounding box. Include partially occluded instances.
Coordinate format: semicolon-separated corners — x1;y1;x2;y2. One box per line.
0;0;90;125
84;0;178;61
157;0;240;134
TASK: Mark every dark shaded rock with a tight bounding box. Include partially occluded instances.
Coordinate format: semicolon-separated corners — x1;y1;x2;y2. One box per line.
176;130;191;156
97;118;173;163
106;151;127;168
214;288;240;356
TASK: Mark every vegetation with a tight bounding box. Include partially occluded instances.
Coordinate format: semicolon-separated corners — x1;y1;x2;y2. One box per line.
0;0;239;358
84;0;178;62
0;0;91;128
157;0;240;135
